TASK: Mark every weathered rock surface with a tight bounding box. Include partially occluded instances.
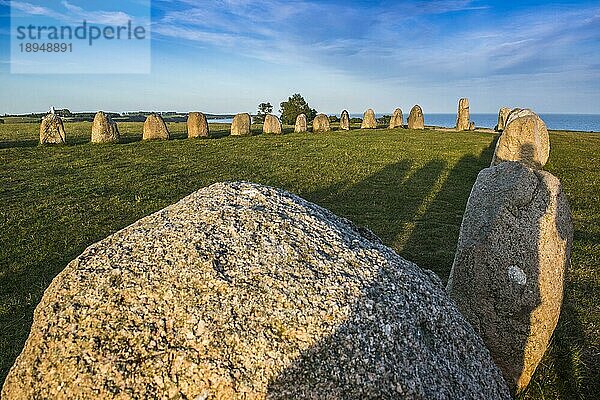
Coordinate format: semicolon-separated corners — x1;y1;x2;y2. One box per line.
361;109;377;129
39;113;66;144
340;110;350;130
469;121;476;131
496;107;512;132
263;114;282;135
456;98;471;131
143;114;170;141
3;182;511;400
505;108;534;127
188;112;210;138
491;110;550;169
294;114;307;133
312;113;330;132
91;111;120;144
447;162;573;394
408;105;425;129
389;108;404;129
231;113;252;136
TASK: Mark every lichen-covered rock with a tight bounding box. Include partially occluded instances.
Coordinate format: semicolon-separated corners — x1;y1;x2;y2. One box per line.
456;98;471;131
408;105;425;129
3;182;511;400
340;110;350;130
361;109;377;129
231;113;251;136
188;112;210;138
312;113;330;133
491;110;550;169
263;114;282;135
91;111;120;144
496;107;512;132
39;113;66;144
294;114;307;133
447;162;573;394
389;108;404;129
143;114;170;140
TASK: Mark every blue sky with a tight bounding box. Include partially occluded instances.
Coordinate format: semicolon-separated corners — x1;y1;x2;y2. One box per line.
1;0;599;114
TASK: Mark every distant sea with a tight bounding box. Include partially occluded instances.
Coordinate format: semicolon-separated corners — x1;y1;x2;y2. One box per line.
210;114;600;132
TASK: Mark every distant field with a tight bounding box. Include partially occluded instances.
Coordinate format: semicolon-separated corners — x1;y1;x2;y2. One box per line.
0;121;598;399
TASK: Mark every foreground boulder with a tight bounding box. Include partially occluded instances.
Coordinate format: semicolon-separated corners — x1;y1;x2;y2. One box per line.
39;113;66;144
231;113;251;136
456;98;471;131
263;114;282;135
91;111;120;144
361;109;377;129
312;113;330;132
3;182;511;399
188;112;210;138
389;108;404;129
496;107;511;132
143;114;170;140
340;110;350;130
294;114;307;133
491;109;549;169
408;105;425;129
447;162;573;394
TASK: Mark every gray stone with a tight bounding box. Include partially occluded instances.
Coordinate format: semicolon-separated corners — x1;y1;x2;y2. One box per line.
294;114;307;133
143;114;170;140
188;112;210;138
231;113;251;136
312;114;330;133
3;182;511;400
263;114;282;135
456;98;471;131
447;162;573;394
340;110;350;130
39;113;66;144
91;111;119;144
361;109;377;129
408;105;425;129
389;108;404;129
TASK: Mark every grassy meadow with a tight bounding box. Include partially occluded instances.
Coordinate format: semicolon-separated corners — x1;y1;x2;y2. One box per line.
0;121;598;398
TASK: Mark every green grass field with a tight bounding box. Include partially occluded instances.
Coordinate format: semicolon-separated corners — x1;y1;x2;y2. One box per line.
1;121;598;398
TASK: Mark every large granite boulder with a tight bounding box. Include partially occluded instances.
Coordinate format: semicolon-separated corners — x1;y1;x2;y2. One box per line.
312;113;330;133
91;111;120;144
39;113;66;144
143;114;170;140
188;112;210;138
340;110;350;130
447;162;573;394
3;182;511;400
491;110;549;169
361;109;377;129
456;98;471;131
263;114;282;135
231;113;251;136
389;108;404;129
294;114;307;133
496;107;512;132
408;105;425;129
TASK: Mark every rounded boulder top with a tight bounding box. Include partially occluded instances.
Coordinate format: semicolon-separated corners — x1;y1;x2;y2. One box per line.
3;182;511;399
143;114;170;140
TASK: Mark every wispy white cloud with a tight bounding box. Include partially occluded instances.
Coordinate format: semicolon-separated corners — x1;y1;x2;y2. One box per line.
60;1;132;25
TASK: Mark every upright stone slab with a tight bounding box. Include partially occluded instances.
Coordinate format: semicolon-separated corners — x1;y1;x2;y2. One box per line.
361;109;376;129
456;98;471;131
91;111;119;144
447;162;573;394
294;114;307;133
469;121;476;131
491;110;549;169
143;114;170;141
389;108;404;129
2;182;511;399
408;105;425;129
312;114;330;133
496;107;512;132
188;112;209;138
505;108;535;128
263;114;282;135
340;110;350;130
231;113;251;136
39;113;66;144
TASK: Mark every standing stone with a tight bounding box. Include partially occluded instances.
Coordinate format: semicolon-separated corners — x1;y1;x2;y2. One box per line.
188;112;209;138
143;114;170;141
447;162;573;394
389;108;404;129
456;98;471;131
491;110;549;169
263;114;282;135
496;107;512;132
312;114;330;133
408;105;425;129
91;111;119;144
340;110;350;130
294;114;307;133
505;108;536;128
231;113;251;136
39;114;66;144
361;109;377;129
469;121;476;131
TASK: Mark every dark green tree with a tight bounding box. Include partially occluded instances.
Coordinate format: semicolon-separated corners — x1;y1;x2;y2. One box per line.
279;94;317;125
254;102;273;124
